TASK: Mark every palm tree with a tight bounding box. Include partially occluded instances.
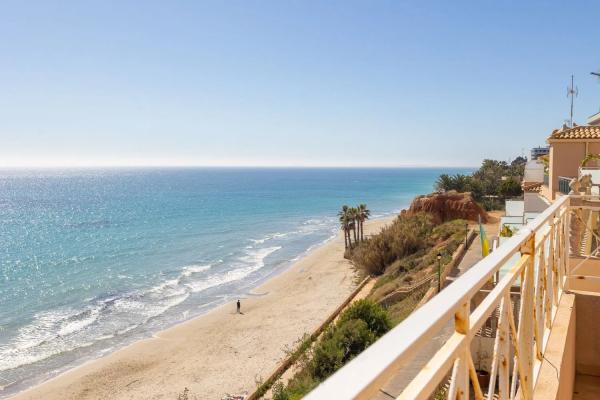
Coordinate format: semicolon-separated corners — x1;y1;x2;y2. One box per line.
357;204;370;241
348;218;356;248
353;205;362;242
435;174;453;192
348;207;359;244
338;205;351;249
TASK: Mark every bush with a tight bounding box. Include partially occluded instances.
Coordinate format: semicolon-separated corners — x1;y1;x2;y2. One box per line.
351;213;434;275
310;329;347;379
283;371;319;400
310;300;390;380
480;198;503;211
500;178;522;197
277;301;391;397
431;219;467;241
272;382;290;400
311;319;375;380
334;318;377;355
500;224;514;238
338;299;391;337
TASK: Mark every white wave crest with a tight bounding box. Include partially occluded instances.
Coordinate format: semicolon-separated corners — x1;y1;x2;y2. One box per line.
181;264;211;277
185;246;281;294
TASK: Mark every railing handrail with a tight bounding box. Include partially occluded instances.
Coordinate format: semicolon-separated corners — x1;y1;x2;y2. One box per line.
305;195;570;400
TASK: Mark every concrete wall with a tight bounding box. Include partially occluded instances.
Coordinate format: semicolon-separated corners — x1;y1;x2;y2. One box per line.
567;258;600;292
524;160;545;182
540;184;554;202
471;335;516;375
524;193;550;213
575;293;600;376
587;142;600;154
549;142;586;199
506;200;524;217
471;336;497;372
533;293;576;400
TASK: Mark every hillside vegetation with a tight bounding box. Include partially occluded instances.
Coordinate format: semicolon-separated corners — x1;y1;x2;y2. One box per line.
436;157;526;210
269;213;467;399
351;213;467;323
271;299;391;400
350;213;466;278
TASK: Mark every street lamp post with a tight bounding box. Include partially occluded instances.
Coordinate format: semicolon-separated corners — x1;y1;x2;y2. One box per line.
437;253;442;293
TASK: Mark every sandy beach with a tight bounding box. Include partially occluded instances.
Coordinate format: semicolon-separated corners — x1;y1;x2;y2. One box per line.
10;217;393;400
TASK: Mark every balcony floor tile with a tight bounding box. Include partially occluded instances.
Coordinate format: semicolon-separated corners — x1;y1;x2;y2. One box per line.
573;373;600;400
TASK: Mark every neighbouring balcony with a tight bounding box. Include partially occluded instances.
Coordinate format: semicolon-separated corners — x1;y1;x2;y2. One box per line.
306;193;600;400
558;176;573;195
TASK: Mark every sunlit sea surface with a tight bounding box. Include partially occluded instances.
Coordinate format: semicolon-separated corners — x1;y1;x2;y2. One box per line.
0;167;472;396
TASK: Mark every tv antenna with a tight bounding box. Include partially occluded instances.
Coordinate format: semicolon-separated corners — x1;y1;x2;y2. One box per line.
593;70;600;113
567;74;578;127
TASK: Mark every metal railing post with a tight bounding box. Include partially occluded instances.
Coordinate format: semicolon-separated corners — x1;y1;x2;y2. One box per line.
449;301;470;399
517;234;535;399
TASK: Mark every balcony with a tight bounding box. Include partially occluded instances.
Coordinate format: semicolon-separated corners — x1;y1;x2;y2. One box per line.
558;176;572;195
306;194;600;400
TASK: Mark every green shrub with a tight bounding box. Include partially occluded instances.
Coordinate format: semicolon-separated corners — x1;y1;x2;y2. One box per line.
284;371;319;400
276;301;391;397
500;178;522;197
310;300;390;380
431;219;467;241
480;197;504;211
311;319;375;380
500;224;514;238
310;330;347;379
338;299;391;337
333;318;377;355
351;213;434;275
272;381;290;400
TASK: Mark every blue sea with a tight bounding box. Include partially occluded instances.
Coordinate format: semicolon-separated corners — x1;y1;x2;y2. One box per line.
0;167;471;396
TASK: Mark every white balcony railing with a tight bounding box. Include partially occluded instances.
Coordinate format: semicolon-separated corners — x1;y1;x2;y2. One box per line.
306;194;576;400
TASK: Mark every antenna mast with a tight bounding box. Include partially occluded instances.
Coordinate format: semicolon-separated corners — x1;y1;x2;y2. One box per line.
567;74;578;127
593;70;600;113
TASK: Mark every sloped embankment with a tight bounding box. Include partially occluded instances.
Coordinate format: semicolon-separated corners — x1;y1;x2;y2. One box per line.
404;190;488;224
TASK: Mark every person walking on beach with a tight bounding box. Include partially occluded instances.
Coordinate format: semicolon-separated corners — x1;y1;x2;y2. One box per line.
236;299;241;314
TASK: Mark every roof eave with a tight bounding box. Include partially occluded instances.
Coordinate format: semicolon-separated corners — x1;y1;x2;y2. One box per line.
547;138;600;143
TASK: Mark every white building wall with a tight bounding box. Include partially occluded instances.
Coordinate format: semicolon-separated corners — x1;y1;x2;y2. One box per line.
524;160;545;182
505;200;524;217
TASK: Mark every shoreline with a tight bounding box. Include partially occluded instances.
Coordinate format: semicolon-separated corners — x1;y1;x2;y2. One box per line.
8;216;395;400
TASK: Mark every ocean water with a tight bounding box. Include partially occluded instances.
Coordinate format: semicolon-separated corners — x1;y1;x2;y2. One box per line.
0;167;471;395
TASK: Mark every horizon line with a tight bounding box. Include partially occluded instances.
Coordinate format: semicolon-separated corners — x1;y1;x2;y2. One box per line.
0;164;479;169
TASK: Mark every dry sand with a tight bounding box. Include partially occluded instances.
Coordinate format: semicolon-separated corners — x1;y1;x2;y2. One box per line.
10;217;393;400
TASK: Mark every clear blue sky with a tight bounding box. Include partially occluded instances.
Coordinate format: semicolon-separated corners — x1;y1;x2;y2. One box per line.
1;1;599;167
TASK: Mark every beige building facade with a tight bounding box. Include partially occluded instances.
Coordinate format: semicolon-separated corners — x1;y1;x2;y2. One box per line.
546;125;600;199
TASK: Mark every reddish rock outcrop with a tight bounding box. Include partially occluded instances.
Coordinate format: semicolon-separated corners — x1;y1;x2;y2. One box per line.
404;191;488;224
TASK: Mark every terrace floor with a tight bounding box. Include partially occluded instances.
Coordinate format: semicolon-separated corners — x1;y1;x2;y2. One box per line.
573;373;600;400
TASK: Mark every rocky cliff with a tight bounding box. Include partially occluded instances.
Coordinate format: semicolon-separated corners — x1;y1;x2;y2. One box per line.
404;191;488;224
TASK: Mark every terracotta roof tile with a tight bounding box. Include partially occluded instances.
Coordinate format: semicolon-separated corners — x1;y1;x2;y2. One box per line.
522;182;542;192
548;125;600;140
